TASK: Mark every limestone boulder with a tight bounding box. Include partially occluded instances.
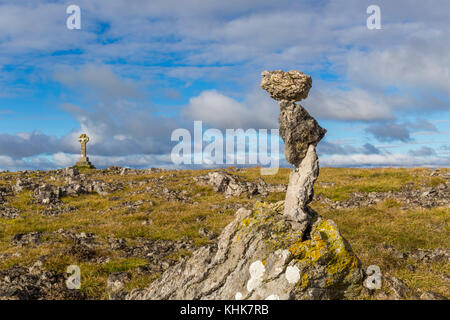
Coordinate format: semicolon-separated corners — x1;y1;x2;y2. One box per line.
126;202;363;300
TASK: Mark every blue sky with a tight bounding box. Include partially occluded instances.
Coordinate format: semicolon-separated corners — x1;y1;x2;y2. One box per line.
0;0;449;171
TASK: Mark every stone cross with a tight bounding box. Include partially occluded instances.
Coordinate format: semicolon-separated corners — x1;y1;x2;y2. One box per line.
78;134;90;158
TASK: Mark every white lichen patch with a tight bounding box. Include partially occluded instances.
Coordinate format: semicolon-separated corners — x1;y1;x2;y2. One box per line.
235;292;243;300
249;260;265;278
265;294;280;300
247;260;266;292
285;265;300;284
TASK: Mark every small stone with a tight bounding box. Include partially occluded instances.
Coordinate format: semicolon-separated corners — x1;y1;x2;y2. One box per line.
198;227;215;240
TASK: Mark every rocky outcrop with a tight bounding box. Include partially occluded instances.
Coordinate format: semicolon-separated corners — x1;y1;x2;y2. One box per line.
194;171;286;198
28;176;123;215
126;202;363;300
107;272;131;300
0;185;21;218
380;243;450;264
0;206;21;219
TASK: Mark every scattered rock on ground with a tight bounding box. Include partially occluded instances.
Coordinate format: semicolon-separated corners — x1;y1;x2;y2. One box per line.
0;260;85;300
194;171;286;198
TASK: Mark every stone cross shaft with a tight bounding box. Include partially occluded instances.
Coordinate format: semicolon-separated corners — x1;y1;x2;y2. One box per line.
78;134;90;158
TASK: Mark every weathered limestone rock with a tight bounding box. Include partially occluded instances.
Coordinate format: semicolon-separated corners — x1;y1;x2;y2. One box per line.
283;144;319;231
261;70;312;102
107;272;131;300
279;101;326;167
126;203;363;300
193;171;286;198
64;167;79;177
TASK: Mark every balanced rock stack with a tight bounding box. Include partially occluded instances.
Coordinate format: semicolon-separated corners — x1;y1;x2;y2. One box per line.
261;70;326;234
126;71;363;301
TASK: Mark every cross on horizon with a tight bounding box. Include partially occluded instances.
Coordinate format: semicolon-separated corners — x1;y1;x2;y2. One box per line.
78;133;90;158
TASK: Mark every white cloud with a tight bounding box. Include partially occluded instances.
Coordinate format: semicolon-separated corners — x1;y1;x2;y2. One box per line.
182;89;278;129
52;152;78;167
53;64;141;101
346;46;450;95
304;87;394;121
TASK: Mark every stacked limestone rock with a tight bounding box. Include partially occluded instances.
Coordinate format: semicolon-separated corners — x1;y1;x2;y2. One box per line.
261;70;326;234
126;71;363;301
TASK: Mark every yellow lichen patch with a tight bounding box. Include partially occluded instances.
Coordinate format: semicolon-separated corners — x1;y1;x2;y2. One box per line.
288;219;360;289
299;273;309;289
314;220;360;276
289;238;328;263
253;201;266;212
326;277;335;287
241;217;252;227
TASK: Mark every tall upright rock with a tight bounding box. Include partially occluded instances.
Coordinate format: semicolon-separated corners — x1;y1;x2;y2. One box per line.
126;71;363;301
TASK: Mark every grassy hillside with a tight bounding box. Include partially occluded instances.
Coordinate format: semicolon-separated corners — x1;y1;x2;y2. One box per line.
0;167;448;299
